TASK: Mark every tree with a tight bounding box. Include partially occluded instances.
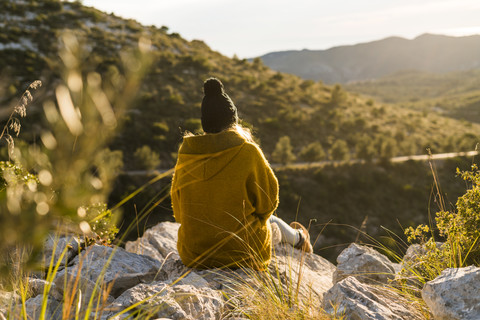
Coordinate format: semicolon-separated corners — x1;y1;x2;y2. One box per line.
355;136;376;161
299;142;326;162
330;139;350;161
134;145;161;170
272;136;296;164
378;136;397;160
329;84;347;107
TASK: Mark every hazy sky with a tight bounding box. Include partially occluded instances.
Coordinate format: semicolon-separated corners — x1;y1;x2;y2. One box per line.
81;0;480;58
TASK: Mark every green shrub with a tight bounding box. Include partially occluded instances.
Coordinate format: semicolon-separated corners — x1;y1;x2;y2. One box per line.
134;145;161;170
299;141;326;162
402;164;480;286
0;32;151;274
329;139;349;161
272;136;296;165
83;203;119;245
183;118;202;134
355;136;376;161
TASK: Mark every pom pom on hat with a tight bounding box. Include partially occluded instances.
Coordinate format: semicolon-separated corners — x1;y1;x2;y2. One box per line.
201;77;238;133
203;78;224;96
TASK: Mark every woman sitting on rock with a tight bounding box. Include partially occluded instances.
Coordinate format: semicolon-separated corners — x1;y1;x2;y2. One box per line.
171;77;312;270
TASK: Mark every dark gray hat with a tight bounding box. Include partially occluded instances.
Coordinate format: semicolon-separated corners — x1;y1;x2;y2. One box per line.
201;78;238;133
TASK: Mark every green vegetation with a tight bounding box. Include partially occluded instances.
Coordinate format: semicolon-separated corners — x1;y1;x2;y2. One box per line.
299;141;326;162
402;164;480;286
0;25;151;274
2;0;479;174
275;157;475;261
272;136;296;164
134;145;161;170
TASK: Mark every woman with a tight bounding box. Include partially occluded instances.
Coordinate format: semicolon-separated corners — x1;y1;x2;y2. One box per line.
171;77;312;270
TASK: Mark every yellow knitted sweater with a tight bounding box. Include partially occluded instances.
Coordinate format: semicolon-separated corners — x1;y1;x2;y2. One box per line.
171;130;279;270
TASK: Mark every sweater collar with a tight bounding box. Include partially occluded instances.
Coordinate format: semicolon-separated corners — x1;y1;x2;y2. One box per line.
179;130;246;155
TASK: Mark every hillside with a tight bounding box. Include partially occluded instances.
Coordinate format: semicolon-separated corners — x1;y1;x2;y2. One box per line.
258;34;480;84
1;1;479;171
346;69;480;124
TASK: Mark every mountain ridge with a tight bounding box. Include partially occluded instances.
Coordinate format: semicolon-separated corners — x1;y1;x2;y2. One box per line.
258;33;480;83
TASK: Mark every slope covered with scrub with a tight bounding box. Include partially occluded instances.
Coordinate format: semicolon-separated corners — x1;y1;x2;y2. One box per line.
1;0;479;171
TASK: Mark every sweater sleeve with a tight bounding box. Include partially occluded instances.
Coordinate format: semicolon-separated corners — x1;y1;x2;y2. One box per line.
246;144;279;220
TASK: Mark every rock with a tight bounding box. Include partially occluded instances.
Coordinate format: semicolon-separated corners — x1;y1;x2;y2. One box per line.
125;221;180;262
52;270;112;303
322;276;425;320
23;221;337;319
334;243;396;284
27;278;53;298
43;234;83;268
272;244;336;304
103;281;223;320
392;263;402;274
0;290;20;318
123;221;336;315
24;295;62;320
134;222;336;303
54;245;162;299
0;290;19;310
422;266;480;320
403;242;444;264
398;242;446;288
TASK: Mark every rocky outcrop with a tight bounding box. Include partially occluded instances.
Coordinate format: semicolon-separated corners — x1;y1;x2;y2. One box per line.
422;266;480;320
125;221;180;261
27;278;53;298
10;223;480;320
43;234;84;268
24;294;62;320
16;222;336;319
124;223;336;314
333;243;396;284
322;276;424;319
0;290;19;320
53;245;162;300
103;281;224;319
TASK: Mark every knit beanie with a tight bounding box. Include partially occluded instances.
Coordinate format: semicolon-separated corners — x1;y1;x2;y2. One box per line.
201;78;238;133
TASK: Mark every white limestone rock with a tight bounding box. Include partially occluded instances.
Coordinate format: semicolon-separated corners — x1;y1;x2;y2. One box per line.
334;243;396;284
54;245;162;299
422;266;480;320
103;281;223;320
125;221;180;262
323;276;425;320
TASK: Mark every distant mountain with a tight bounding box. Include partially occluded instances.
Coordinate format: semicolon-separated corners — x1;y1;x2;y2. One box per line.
258;34;480;84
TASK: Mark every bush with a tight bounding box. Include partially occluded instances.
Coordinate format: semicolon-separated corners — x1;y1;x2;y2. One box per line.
403;164;480;285
134;145;161;170
299;141;326;162
329;139;349;161
272;136;296;165
355;136;376;161
329;84;347;107
183;118;202;134
436;165;480;264
0;32;151;273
